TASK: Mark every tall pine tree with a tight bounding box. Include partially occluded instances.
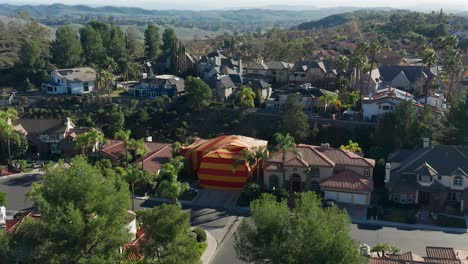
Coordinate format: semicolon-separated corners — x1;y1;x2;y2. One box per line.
144;24;160;60
51;25;82;68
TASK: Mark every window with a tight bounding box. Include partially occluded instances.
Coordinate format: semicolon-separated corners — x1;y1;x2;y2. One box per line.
83;82;89;92
393;192;399;202
306;166;320;178
269;175;279;190
364;169;370;177
310;182;320;191
419;175;431;183
448;192;461;202
382;105;390;110
407;193;414;203
400;193;407;203
453;175;463;187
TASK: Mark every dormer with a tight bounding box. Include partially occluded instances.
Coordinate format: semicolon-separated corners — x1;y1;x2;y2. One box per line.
450;168;467;190
414;162;438;186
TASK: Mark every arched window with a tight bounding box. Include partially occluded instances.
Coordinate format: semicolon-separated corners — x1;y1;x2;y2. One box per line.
270;175;279;190
453;175;464;187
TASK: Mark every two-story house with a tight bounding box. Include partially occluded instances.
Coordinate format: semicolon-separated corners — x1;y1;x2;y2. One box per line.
243;61;293;84
362;87;444;122
129;75;185;99
42;67;96;95
386;142;468;214
289;61;337;88
11;117;90;158
265;84;335;113
360;65;433;95
245;80;272;100
264;143;375;206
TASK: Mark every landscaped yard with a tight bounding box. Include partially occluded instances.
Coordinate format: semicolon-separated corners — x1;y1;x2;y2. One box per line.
380;207;417;224
436;215;466;228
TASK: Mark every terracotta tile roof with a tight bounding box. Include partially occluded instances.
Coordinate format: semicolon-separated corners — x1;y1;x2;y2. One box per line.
320;170;374;193
387;252;424;261
314;147;375;167
102;140;172;174
426;247;457;260
267;144;335;168
369;258;402;264
5;210;41;234
124;228;145;261
423;258;461;264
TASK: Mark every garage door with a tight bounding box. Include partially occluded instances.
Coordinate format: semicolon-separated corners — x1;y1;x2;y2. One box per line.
354;194;368;205
324;191;338;201
338;192;352;203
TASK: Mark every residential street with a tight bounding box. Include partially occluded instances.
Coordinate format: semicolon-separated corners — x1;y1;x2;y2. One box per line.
4;174;468;264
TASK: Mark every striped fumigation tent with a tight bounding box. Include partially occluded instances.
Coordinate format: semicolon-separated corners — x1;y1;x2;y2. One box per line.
180;135;268;190
198;149;250;190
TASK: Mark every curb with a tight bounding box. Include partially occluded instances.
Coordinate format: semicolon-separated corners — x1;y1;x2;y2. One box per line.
201;229;217;264
352;218;468;233
0;171;44;181
134;196;193;205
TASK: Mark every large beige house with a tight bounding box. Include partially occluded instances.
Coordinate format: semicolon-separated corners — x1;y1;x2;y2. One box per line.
264;143;375;206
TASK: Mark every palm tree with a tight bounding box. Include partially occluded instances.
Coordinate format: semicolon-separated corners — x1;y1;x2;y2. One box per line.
74;132;91;155
101;69;113;96
443;48;462;101
87;128;105;153
115;130;131;166
157;158;188;205
270;133;300;191
237;86;256;110
421;48;438;104
0;108;19;163
233;146;269;185
130;138;149;170
366;41;381;94
351;42;369;92
320;93;339;113
121;165;146;211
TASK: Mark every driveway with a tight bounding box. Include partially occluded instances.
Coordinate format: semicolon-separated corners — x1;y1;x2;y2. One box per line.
0;174;42;216
192;189;241;209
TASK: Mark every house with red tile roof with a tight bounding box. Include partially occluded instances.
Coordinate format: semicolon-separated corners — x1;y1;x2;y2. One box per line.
101;139;173;174
264;143;375;206
369;246;468;264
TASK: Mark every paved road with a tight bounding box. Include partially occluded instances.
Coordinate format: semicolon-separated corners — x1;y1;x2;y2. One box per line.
0;174;42;212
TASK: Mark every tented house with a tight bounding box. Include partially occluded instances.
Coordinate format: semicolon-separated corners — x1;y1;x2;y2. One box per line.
180;135;268;190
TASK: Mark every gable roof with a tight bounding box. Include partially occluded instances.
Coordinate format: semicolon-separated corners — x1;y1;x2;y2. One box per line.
291;61;328;73
378;65;433;83
265;61;294;70
247;79;271;89
12;118;74;135
320;170;374;193
398;145;468;175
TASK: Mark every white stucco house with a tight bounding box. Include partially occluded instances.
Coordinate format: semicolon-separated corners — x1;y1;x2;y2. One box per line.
42;67;96;95
362;87;444;122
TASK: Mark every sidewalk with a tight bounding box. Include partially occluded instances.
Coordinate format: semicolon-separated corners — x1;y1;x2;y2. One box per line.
352;218;468;233
201;229;218;264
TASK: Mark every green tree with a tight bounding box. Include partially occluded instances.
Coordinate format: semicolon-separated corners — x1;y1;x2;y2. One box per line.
420;48;438;104
281;94;309;142
443;92;468;145
129;138;149;170
158;160;189;204
234;146;269;185
366;40;381;93
115;129;132;166
103;104;125;137
0;108;19;163
144;24;160;60
0;231;13;263
17;39;45;82
320;92;339;113
119;165;146;211
126;27;144;58
51;25;82;68
22;156;130;263
109;25;129;75
80;25;106;67
340;140;362;153
443;48;462;101
270;133;299;191
185;76;212;111
371;242;400;258
140;205;201;263
0;190;7;206
235;193;362;264
88;21;112;50
237;86;256;110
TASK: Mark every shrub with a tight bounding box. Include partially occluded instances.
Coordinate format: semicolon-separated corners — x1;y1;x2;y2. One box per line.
242;182;262;201
192;227;207;242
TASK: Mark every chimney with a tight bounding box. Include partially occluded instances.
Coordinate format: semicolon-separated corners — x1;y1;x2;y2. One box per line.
320;143;330;149
422;138;430;149
146;136;153;142
385;163;391;183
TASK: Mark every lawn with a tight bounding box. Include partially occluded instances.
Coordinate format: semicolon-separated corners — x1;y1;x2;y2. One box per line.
380;206;417;224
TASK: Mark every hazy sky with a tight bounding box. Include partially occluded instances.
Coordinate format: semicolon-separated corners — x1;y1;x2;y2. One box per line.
2;0;467;10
